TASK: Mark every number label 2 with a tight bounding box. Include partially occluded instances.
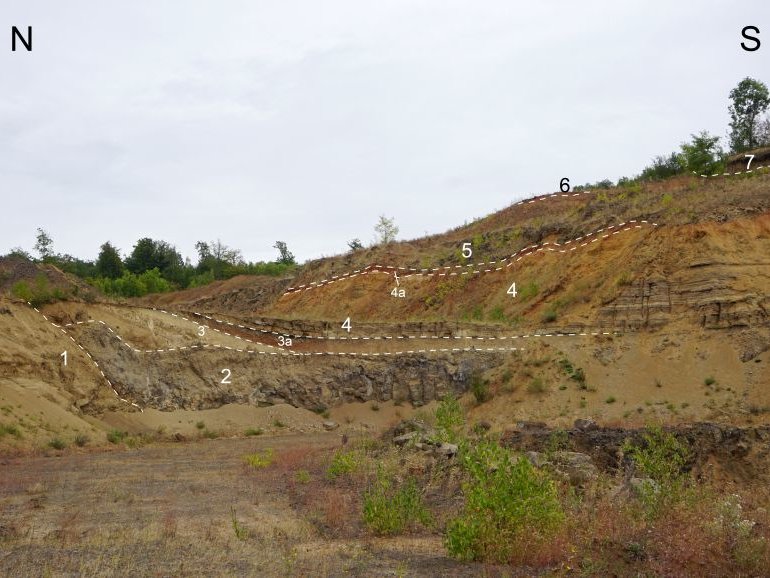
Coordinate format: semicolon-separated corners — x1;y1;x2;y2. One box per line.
220;368;232;384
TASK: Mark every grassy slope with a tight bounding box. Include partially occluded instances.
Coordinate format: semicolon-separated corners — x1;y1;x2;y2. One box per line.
264;172;770;325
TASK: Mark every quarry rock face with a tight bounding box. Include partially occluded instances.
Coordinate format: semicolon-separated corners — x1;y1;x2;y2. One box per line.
599;274;769;330
82;327;506;411
504;422;770;484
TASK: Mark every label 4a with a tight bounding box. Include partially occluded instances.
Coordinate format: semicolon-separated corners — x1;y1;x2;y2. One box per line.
391;287;405;298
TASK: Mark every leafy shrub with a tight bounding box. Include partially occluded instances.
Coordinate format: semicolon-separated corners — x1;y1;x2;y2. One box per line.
470;374;490;404
11;275;67;307
363;471;432;535
243;449;275;469
445;440;564;563
527;378;546;394
545;429;570;456
244;427;263;437
11;281;32;302
0;423;22;439
622;425;691;517
326;449;360;479
195;421;206;430
89;268;171;298
74;434;89;447
295;470;311;484
434;395;465;443
541;309;558;323
704;376;716;386
48;437;67;450
106;429;127;444
605;396;617;404
517;281;539;301
488;306;507;323
639;152;682;181
560;359;587;389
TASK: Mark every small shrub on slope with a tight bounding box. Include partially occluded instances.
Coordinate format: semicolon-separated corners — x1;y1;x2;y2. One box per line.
326;449;360;479
622;425;691;517
445;440;564;563
434;395;465;443
363;468;432;535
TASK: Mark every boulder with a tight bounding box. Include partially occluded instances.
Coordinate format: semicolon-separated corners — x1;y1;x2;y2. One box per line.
574;418;598;432
629;477;660;498
393;419;430;437
526;450;598;485
322;420;339;431
515;421;548;431
393;431;421;446
553;451;599;485
435;443;459;458
526;451;549;468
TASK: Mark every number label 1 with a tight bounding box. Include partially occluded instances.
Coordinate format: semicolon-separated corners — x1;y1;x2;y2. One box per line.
342;317;351;333
461;242;472;259
746;154;755;170
220;368;232;384
61;350;67;366
507;282;517;297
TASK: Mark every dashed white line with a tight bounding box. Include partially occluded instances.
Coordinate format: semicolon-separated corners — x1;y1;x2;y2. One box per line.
283;221;657;295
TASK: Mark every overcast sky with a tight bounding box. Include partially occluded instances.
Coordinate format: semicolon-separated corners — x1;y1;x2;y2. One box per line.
1;1;768;263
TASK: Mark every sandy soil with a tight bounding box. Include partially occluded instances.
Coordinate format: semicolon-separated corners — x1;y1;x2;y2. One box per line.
0;434;484;577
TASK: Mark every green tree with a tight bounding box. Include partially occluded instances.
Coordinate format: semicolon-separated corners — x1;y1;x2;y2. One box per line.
195;239;243;279
96;242;124;279
34;228;54;260
125;238;183;277
347;238;364;251
374;215;399;244
273;241;295;265
728;77;770;152
639;152;682;180
678;131;724;175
